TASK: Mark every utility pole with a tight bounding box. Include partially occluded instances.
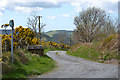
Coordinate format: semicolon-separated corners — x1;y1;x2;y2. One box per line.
70;35;72;47
5;40;7;51
38;16;42;40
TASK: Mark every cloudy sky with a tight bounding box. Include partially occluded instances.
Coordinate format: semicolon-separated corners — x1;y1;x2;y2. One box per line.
0;0;119;32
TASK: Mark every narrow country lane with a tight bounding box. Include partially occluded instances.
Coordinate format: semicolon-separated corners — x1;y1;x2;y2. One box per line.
37;51;118;78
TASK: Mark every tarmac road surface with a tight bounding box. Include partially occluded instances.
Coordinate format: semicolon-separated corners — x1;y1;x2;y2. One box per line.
38;51;118;78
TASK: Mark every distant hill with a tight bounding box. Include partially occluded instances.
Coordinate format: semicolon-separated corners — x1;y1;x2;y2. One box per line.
45;30;73;37
0;29;11;35
41;30;74;45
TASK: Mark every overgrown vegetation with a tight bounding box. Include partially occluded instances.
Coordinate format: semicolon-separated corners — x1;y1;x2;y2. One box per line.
1;25;70;79
67;7;118;64
2;49;56;79
1;26;70;52
67;34;118;63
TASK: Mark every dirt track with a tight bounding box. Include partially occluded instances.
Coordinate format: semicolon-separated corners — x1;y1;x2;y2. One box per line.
38;51;118;78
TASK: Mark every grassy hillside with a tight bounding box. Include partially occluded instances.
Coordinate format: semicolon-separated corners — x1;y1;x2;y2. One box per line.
67;34;118;64
45;30;57;37
45;30;73;37
42;30;74;45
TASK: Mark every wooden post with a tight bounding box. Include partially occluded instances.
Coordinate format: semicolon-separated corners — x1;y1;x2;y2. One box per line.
38;16;42;40
69;35;71;47
5;40;6;51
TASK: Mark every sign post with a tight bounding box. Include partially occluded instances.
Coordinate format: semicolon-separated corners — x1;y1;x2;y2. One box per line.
9;20;14;63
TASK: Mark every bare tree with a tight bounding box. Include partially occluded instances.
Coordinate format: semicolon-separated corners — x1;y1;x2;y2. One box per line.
27;14;38;34
26;14;46;39
57;33;67;44
97;18;117;41
73;7;116;43
72;29;84;43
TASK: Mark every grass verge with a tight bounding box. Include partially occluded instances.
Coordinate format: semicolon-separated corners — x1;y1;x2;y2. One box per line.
2;49;56;79
67;42;118;63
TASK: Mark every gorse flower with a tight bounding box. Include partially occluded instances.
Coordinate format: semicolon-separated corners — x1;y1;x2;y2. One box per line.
2;26;70;51
5;24;9;26
2;26;38;51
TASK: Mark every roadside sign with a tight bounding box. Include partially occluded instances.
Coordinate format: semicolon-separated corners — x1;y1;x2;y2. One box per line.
9;20;14;28
9;20;14;63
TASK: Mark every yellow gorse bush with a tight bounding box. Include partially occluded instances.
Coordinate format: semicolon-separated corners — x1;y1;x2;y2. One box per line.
1;26;70;51
2;26;39;51
40;40;70;50
32;38;38;45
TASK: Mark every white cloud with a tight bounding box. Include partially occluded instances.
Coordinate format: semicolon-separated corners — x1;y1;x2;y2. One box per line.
0;0;8;9
75;7;82;12
0;0;8;15
62;14;69;17
0;12;3;16
48;16;56;19
0;0;119;16
11;2;61;8
70;0;118;14
107;10;114;14
14;6;43;13
70;3;80;7
8;0;119;2
1;0;120;2
71;12;74;14
70;2;91;12
0;1;61;14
